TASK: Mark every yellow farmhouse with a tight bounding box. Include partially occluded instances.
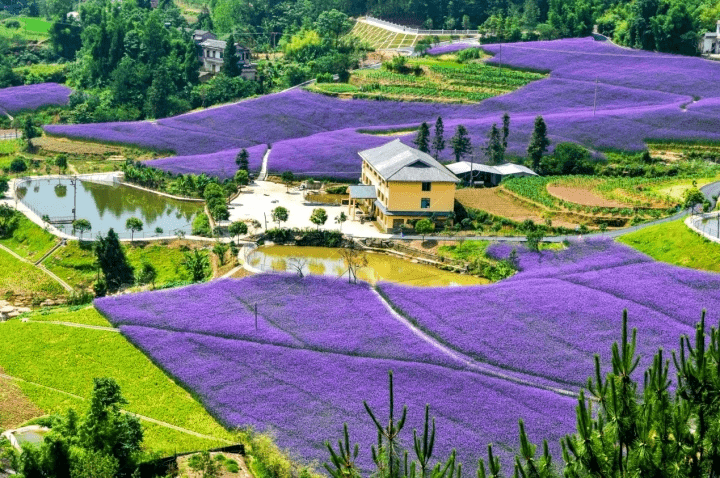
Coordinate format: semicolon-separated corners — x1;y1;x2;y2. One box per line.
349;139;460;233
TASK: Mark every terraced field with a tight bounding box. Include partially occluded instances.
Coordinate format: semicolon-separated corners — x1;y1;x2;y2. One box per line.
349;21;419;50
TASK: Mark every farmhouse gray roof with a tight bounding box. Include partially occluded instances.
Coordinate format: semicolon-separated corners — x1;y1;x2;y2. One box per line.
201;39;227;49
348;185;377;199
446;161;537;176
358;140;459;183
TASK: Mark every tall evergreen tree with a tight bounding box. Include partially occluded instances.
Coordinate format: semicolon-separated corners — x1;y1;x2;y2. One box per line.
95;228;134;292
450;125;472;162
502;112;510;152
432;117;445;160
222;34;242;78
235;148;249;171
486;123;504;165
527;115;550;171
414;122;430;153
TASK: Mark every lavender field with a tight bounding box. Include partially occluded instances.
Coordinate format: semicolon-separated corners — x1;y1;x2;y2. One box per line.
44;37;720;179
0;83;72;113
95;240;720;470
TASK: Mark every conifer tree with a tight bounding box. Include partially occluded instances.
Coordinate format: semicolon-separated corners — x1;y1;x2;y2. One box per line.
486;123;504;165
432;117;445;160
527;116;550;171
235;148;249;172
450;125;472;162
222;34;241;78
414;122;430;153
502;112;510;152
95;228;134;291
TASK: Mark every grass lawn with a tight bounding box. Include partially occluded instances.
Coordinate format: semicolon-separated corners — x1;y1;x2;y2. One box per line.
0;314;234;454
0;212;58;262
17;16;52;33
26;305;112;326
0;248;65;298
618;218;720;272
45;240;190;289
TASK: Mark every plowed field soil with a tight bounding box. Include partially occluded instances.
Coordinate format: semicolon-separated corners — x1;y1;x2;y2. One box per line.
547;185;628;208
0;368;43;428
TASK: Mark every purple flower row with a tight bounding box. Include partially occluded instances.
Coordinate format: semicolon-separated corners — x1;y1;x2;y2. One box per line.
0;83;72;113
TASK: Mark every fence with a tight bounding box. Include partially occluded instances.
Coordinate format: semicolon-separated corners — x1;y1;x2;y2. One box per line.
364;16;480;36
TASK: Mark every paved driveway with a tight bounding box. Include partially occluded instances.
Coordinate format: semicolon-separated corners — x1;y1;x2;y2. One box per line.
227;180;389;238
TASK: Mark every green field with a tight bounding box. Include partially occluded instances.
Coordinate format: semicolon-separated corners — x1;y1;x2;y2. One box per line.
0;247;65;298
45;240;190;289
310;55;544;103
349;21;418;49
0;310;234;455
618;219;720;272
0;16;52;41
0;212;58;262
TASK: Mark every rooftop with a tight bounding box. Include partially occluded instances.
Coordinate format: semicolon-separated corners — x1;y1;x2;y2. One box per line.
446;161;537;176
348;185;378;199
358;140;459;183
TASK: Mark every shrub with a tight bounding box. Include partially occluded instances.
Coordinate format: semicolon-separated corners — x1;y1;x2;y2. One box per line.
192;213;212;237
9;158;27;173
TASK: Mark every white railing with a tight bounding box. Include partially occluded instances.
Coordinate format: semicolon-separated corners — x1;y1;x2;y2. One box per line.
364;16;479;36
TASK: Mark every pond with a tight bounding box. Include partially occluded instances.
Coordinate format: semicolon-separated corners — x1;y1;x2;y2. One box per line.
17;178;202;239
247;245;488;287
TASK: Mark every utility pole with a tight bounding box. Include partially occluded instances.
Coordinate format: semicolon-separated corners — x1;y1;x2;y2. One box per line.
593;77;598;116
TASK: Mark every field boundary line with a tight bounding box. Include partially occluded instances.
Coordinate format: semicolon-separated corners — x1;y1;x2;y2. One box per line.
34;239;65;265
370;287;580;398
26;319;120;332
0;372;232;443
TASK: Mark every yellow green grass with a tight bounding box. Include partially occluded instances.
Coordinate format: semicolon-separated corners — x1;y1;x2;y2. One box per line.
0;247;65;298
0;17;51;41
25;305;112;326
0;212;58;261
45;240;189;289
0;313;234;454
618;219;720;272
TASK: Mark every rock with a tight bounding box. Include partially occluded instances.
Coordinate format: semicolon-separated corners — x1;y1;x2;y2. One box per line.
0;305;14;314
17;307;31;313
7;311;20;318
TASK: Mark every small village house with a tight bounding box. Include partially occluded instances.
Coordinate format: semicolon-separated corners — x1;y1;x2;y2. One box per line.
446;161;537;186
349;140;459;233
702;21;720;54
185;29;257;80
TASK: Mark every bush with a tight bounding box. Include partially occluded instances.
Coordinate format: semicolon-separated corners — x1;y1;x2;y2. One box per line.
324;185;348;195
9;158;27;173
316;72;334;83
192;213;212;237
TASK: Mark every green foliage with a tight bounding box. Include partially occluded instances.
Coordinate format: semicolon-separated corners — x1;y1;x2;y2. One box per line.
272;206;289;225
450;125;472;162
310;208;328;228
124;217;143;241
222;34;242;78
325;185;348;195
95;228;134;292
71;218;92;239
181;248;210;282
189;450;220;477
9;156;27;173
213;241;230;266
229;221;248;242
414;218;435;239
264;228;343;247
192;213;212;237
235;169;250;188
486;123;504;165
235;148;249;172
683;187;706;209
136;261;157;287
527;115;549;171
432;117;445;160
539;142;595;175
413;122;430;153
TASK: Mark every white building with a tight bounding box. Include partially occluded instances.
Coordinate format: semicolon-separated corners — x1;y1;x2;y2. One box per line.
198;39;256;80
446;161;537;186
702;21;720;54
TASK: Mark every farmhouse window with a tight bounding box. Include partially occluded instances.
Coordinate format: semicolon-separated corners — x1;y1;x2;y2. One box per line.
421;198;430;209
421;182;431;191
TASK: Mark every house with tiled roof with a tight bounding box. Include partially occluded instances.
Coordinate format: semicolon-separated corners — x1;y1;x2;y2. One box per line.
349;140;459;232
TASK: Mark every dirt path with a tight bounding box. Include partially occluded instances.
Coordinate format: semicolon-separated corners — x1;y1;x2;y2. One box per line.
26;320;119;332
370;287;580;398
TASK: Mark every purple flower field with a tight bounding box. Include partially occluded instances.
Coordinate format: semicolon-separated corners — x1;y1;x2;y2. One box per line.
95;240;720;470
45;37;720;178
0;83;72;113
426;42;476;55
146;144;267;179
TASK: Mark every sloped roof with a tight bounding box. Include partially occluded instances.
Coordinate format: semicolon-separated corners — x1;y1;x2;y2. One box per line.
201;39;226;49
358;140;459;183
446;161;537;176
348;185;377;199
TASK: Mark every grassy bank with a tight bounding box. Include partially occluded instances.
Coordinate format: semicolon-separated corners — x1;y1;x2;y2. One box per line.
618;219;720;272
0;248;65;298
0;310;234;455
0;212;58;262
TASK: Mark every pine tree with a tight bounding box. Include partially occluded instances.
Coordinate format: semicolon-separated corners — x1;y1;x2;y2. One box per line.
414;122;430;153
95;228;134;292
450;125;472;162
235;148;249;172
486;123;504;165
527;115;550;171
432;117;445;160
502;112;510;152
222;34;241;78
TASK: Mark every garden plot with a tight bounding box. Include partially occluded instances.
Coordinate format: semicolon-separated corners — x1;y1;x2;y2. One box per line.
546;184;628;208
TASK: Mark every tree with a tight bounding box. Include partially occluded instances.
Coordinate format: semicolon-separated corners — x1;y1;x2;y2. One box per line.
414;122;431;153
95;228;135;292
0;204;17;237
125;217;144;241
502;112;510;152
335;212;347;231
432;117;445;160
213;241;230;266
22;116;40;152
684;187;705;212
235;169;249;190
72;218;92;240
338;244;368;284
281;171;294;192
450;125;472;162
414;218;435;242
540;142;595;175
211;204;230;222
527;116;550;171
136;262;157;288
272;206;289;226
486;123;504;165
0;176;8;197
222;34;242;78
9;158;26;174
315;9;353;46
235;148;249;172
310;208;328;229
181;249;210;282
229;221;248;243
55;154;68;174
